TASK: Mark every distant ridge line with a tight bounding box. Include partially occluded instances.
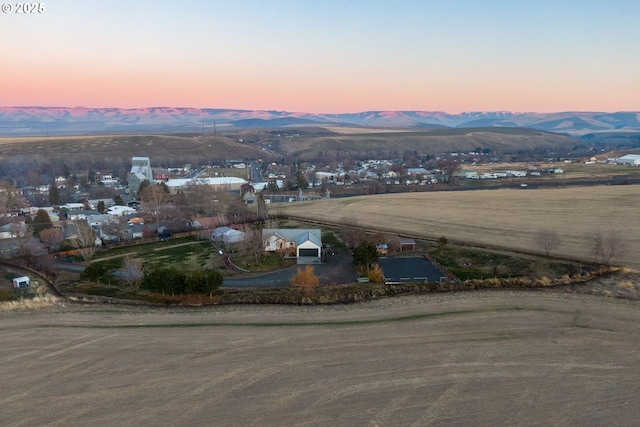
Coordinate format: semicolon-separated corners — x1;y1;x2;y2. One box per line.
0;106;639;137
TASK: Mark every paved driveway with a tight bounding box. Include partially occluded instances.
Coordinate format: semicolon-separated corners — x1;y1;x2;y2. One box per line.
223;252;357;288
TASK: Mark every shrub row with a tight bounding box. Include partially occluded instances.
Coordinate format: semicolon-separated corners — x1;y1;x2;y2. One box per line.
216;269;619;305
141;266;223;295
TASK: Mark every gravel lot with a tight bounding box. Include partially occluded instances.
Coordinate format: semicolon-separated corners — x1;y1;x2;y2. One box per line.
2;290;640;426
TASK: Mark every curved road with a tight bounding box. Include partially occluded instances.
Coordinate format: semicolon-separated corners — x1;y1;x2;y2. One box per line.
223;252;357;288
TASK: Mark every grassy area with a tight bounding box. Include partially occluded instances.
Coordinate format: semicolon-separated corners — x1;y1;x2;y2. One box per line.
227;252;296;273
430;244;576;280
93;236;216;269
198;167;248;179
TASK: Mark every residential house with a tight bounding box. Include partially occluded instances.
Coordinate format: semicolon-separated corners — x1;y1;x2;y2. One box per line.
0;222;27;240
406;167;428;176
262;228;322;264
106;205;137;216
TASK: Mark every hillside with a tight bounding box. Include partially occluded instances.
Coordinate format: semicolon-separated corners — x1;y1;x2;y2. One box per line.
1;107;639;136
274;127;579;157
0;134;273;165
0;126;581;166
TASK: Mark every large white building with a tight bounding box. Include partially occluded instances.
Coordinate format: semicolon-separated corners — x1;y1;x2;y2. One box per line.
616;154;640;166
164;177;247;195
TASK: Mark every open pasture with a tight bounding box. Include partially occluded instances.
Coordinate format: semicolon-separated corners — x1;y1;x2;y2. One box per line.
276;185;640;269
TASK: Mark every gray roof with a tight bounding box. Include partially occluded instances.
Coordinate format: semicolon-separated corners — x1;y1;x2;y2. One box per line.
295;231;322;247
262;229;321;243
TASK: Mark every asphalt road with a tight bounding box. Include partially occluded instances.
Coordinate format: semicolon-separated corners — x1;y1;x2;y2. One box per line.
223;253;357;288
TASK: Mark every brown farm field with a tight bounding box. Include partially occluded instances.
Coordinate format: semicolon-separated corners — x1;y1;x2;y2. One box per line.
275;185;640;269
3;292;640;425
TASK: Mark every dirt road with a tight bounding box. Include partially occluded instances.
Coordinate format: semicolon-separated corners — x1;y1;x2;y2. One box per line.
2;291;640;426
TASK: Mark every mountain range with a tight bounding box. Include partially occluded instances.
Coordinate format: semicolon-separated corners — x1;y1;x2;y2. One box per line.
1;106;639;137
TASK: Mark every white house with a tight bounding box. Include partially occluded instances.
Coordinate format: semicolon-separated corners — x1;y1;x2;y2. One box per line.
406;167;428;176
315;171;341;183
262;229;322;264
106;206;137;216
0;223;27;240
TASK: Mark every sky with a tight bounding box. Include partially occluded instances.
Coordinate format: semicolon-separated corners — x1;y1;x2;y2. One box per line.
2;0;639;114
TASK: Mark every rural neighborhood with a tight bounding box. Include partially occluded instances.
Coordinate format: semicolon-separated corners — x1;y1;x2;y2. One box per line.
4;2;640;425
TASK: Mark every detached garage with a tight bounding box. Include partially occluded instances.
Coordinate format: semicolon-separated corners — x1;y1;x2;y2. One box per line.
296;231;322;264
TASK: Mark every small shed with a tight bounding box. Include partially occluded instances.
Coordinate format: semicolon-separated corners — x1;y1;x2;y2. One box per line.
12;276;30;289
399;238;416;252
211;227;246;244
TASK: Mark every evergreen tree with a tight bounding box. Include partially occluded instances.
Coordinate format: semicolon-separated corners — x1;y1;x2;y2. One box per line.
97;200;106;213
32;209;53;236
265;180;279;193
352;241;379;274
48;184;61;206
296;162;308;189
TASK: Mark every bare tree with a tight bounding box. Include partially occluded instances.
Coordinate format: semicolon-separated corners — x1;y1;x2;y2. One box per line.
139;183;169;215
0;183;25;215
100;217;130;241
178;178;220;217
340;217;366;249
535;229;561;256
436;158;461;184
39;227;65;252
139;184;171;237
256;192;269;221
67;220;98;262
590;230;626;266
121;255;144;290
